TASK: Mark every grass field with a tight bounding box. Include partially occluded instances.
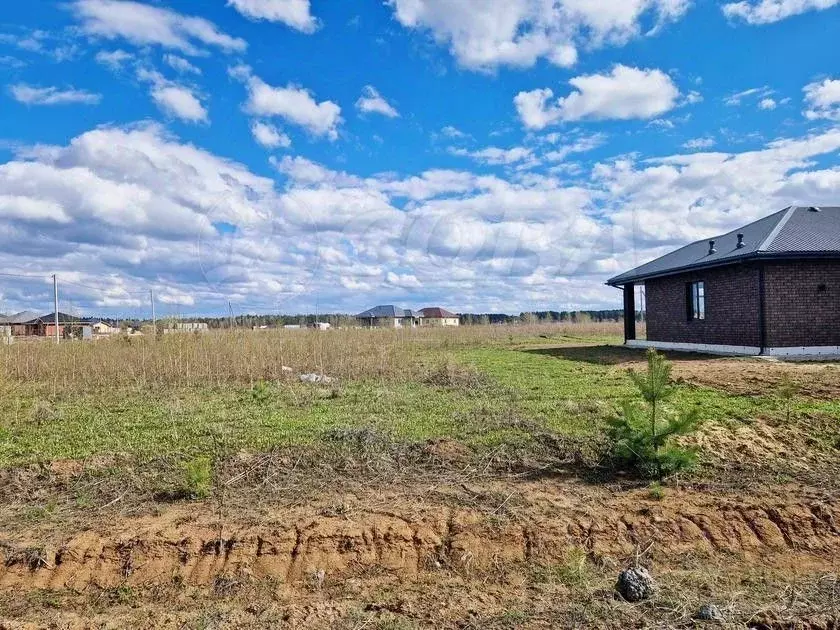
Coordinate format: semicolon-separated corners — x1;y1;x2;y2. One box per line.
0;324;838;629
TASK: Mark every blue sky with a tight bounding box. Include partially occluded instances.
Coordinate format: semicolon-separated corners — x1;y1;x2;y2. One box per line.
0;0;839;318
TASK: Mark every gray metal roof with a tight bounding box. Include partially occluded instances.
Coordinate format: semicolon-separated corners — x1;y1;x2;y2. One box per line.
608;206;840;286
0;310;41;324
356;305;422;318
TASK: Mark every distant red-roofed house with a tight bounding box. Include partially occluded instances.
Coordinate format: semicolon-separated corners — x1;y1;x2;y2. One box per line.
419;307;460;327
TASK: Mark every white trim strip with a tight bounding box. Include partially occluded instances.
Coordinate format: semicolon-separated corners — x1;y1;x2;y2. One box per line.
626;339;761;356
627;339;840;358
764;346;840;356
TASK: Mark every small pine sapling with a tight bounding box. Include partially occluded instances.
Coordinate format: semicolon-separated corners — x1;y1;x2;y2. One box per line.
776;375;800;423
608;349;703;480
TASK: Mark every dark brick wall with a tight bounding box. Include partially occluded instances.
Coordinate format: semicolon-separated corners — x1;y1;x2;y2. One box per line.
645;264;761;347
764;260;840;347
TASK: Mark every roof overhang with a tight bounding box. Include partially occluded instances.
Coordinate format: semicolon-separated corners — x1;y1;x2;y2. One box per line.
607;251;840;287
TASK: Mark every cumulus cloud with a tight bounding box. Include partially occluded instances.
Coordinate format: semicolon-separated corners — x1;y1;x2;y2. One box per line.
355;85;399;118
94;49;133;70
722;0;839;24
515;65;680;129
231;65;342;139
387;0;690;71
9;84;101;105
2;119;840;314
682;137;716;150
803;78;840;121
137;69;208;123
227;0;317;32
163;54;201;75
72;0;246;55
449;146;535;166
251;121;291;148
440;125;470;139
759;97;777;110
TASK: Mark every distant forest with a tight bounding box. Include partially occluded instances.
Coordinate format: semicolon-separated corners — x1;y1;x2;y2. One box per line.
133;309;636;329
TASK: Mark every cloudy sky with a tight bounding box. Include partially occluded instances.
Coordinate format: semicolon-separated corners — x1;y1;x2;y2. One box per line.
1;0;839;318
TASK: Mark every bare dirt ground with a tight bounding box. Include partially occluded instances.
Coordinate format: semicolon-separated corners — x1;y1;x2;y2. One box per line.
0;473;838;629
1;347;838;628
544;344;840;398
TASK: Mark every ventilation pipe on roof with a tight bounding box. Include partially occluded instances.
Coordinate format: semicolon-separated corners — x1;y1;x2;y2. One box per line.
708;239;717;255
736;233;745;249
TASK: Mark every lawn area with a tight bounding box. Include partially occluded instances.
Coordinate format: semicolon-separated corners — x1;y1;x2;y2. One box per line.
0;325;832;466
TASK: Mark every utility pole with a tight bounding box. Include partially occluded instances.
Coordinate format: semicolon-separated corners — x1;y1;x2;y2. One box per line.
228;301;235;329
53;274;59;344
150;289;156;335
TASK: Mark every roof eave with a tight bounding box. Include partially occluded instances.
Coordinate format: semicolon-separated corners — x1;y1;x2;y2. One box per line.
607;250;840;286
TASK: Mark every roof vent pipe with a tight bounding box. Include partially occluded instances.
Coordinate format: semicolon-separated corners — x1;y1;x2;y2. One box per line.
736;233;745;249
708;239;716;255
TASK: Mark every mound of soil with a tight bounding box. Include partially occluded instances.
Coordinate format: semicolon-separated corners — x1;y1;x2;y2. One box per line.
1;482;837;591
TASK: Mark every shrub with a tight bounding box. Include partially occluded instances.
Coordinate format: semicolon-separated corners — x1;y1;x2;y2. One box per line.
607;349;702;480
776;375;800;423
181;455;213;499
250;379;271;404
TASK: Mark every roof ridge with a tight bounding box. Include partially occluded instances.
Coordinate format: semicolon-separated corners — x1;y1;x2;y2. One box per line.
757;205;797;252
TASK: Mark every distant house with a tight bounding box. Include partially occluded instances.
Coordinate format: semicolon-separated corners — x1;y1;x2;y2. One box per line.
419;307;460;326
91;320;119;336
356;305;422;328
0;311;41;336
608;206;840;357
164;322;209;334
1;312;94;338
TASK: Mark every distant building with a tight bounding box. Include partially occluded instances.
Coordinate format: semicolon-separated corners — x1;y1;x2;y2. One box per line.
419;307;460;327
356;305;422;328
0;312;95;338
91;320;119;336
163;322;209;334
608;206;840;357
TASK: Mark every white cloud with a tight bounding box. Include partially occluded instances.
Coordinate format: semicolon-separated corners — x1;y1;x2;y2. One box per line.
355;85;399;118
385;271;422;289
441;125;469;139
724;85;774;106
387;0;691;71
232;66;342;139
72;0;246;55
94;49;133;70
9;84;101;106
450;146;535;166
163;54;201;75
2;119;840;314
251;121;292;148
515;65;680;129
682;137;716;150
803;78;840;121
227;0;317;33
137;69;208;123
722;0;839;24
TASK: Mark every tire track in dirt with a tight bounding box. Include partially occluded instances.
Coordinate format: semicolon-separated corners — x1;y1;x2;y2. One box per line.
0;497;838;591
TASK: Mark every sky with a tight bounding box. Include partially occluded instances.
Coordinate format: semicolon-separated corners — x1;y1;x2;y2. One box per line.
0;0;839;319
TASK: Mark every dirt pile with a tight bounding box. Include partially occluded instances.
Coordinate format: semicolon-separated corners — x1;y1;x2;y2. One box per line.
1;490;837;591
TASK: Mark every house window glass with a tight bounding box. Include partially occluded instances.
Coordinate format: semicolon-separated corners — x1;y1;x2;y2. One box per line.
687;281;705;320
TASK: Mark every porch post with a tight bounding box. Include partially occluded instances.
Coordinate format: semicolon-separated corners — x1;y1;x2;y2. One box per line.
623;283;636;342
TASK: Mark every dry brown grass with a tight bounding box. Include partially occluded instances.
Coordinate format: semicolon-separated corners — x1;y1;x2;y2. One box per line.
0;322;624;391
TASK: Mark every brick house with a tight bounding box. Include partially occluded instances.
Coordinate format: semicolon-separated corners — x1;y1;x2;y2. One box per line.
607;206;840;357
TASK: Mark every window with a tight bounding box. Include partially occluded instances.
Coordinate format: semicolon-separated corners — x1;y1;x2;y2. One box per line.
687;281;705;320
